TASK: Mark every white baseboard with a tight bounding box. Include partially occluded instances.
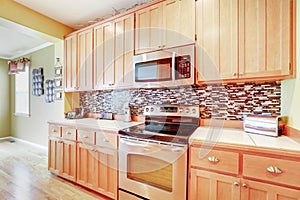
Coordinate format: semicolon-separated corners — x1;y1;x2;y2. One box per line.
0;136;14;141
0;137;48;150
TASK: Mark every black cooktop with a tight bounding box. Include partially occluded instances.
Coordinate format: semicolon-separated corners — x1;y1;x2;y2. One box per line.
119;123;198;144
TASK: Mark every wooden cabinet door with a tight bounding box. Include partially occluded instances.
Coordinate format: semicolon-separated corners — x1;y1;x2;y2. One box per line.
196;0;238;81
94;146;117;200
103;22;115;88
48;137;62;175
78;28;93;91
239;0;293;78
60;139;76;182
77;143;96;189
240;179;300;200
190;169;240;200
114;14;134;88
64;33;78;91
94;25;104;90
94;22;115;89
135;2;164;54
164;0;195;48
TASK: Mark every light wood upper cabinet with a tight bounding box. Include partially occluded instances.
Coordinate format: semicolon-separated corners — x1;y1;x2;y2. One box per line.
94;14;134;89
135;0;195;54
78;28;93;91
64;33;78;91
94;22;115;89
114;14;134;88
196;0;238;81
239;0;293;79
135;2;164;54
197;0;295;82
164;0;195;49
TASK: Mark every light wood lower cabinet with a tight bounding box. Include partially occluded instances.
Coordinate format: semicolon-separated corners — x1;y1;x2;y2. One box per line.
190;169;300;200
93;145;117;199
190;169;240;200
240;179;300;200
49;125;118;200
48;137;61;175
76;142;117;200
48;135;76;182
189;144;300;200
77;143;95;189
60;139;77;182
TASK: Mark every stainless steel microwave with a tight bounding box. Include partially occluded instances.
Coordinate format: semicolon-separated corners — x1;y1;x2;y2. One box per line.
133;44;195;88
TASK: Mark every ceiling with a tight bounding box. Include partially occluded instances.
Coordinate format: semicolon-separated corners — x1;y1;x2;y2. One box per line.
0;18;59;60
14;0;152;29
1;0;151;60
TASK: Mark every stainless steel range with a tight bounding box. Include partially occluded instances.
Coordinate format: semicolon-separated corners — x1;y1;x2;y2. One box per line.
118;105;199;200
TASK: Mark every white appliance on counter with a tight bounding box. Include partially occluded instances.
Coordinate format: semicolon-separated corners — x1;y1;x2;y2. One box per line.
243;115;288;137
133;44;195;88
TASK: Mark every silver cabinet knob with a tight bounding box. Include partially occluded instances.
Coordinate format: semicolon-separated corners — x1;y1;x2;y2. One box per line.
233;181;239;186
242;183;247;188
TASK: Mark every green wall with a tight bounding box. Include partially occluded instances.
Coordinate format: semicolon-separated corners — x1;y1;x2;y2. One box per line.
10;43;64;146
281;1;300;130
0;59;11;137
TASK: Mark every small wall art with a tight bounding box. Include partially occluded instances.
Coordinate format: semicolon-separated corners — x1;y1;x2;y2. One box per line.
45;79;55;103
32;67;44;96
54;58;63;100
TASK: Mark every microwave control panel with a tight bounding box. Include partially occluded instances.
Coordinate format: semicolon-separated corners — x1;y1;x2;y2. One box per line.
175;55;191;79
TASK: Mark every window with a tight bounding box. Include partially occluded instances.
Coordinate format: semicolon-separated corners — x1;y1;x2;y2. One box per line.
15;66;30;116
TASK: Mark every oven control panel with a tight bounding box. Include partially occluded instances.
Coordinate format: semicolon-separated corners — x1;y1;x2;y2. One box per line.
144;105;199;117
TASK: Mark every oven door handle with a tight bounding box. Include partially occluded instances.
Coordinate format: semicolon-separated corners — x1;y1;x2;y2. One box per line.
120;139;150;148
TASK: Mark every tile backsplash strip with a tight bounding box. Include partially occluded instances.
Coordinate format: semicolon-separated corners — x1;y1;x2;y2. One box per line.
80;82;281;120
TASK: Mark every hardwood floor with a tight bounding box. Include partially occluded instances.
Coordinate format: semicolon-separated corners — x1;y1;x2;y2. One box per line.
0;139;109;200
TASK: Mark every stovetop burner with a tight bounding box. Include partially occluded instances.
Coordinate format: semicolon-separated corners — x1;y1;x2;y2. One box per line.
119;105;200;144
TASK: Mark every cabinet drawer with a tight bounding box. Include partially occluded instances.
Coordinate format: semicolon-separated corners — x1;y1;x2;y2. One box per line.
190;147;239;174
77;130;95;145
95;131;117;149
49;125;60;137
61;127;76;141
243;154;300;188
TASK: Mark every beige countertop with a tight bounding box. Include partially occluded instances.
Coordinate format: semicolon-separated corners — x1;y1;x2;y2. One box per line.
190;127;300;152
48;118;143;132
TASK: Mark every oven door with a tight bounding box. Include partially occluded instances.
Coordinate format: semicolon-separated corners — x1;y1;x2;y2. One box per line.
119;136;188;200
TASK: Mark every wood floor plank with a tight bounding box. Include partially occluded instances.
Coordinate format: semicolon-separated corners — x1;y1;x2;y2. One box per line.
0;139;110;200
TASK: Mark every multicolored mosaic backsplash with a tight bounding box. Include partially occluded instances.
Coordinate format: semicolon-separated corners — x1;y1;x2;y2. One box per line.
80;82;281;120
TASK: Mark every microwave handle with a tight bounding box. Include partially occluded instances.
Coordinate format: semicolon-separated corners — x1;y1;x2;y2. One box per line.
172;52;176;81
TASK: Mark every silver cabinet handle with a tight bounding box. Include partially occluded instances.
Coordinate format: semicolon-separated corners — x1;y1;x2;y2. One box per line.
65;132;72;135
58;140;63;144
208;156;219;163
52;129;57;133
267;166;282;174
82;135;88;139
233;73;237;77
233;181;239;186
242;183;247;188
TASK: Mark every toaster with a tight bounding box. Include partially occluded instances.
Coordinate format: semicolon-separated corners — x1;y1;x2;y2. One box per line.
243;115;287;137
